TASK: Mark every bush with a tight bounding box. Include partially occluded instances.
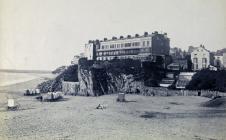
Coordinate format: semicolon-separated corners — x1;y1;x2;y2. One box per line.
37;65;78;93
186;69;226;92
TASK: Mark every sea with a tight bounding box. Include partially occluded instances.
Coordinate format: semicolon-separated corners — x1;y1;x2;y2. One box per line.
0;71;52;87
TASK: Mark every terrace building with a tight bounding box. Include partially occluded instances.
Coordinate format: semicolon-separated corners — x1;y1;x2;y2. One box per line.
84;31;170;62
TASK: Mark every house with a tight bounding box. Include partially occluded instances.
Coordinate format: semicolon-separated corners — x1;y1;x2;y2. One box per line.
84;40;99;60
191;45;214;71
167;59;188;71
71;53;85;65
214;55;224;69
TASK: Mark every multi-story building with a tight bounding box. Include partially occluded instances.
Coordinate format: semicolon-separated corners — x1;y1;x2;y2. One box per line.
191;45;214;71
84;40;98;60
84;31;170;62
223;53;226;68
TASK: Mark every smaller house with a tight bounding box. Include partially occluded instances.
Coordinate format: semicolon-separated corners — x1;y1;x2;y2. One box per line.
71;53;85;65
167;59;188;71
167;63;180;71
214;55;223;69
176;72;195;89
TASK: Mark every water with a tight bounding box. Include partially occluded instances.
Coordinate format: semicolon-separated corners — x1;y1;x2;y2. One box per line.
0;71;51;87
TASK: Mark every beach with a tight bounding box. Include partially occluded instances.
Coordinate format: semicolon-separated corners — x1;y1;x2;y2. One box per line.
0;72;226;140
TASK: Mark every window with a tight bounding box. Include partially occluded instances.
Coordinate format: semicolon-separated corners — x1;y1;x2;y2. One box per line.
202;64;206;68
143;41;145;46
125;43;131;47
110;44;114;48
196;64;198;69
193;58;198;63
147;41;150;46
202;58;207;63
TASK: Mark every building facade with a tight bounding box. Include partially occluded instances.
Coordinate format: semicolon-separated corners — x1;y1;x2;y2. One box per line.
84;41;98;60
191;45;214;71
71;53;85;65
223;53;226;68
214;55;223;68
84;31;170;61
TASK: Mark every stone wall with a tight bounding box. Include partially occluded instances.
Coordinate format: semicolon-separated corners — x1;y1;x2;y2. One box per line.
62;81;80;95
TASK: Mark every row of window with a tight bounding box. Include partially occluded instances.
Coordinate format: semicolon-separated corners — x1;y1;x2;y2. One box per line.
193;58;207;63
98;41;150;50
97;56;136;61
193;64;207;70
97;49;140;56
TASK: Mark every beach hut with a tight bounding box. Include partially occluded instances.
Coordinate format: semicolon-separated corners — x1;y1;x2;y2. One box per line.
7;98;17;110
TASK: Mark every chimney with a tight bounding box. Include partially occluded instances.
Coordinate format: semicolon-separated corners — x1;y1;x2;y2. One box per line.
144;32;148;37
120;36;124;39
127;35;131;38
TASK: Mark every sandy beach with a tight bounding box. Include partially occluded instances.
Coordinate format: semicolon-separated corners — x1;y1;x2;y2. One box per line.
0;73;226;140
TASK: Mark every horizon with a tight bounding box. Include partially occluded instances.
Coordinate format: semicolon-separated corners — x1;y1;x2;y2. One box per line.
0;0;226;70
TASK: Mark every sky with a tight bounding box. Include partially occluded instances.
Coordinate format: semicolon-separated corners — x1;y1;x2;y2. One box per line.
0;0;226;70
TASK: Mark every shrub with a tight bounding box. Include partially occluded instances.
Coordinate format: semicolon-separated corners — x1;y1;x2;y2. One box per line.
186;69;226;92
37;65;78;93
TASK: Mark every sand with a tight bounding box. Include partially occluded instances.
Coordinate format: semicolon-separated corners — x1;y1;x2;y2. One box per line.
0;77;226;140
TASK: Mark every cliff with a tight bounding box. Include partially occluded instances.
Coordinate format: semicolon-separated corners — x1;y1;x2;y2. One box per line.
77;58;165;96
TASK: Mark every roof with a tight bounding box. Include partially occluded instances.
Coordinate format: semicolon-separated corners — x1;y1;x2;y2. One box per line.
96;32;168;43
192;45;211;53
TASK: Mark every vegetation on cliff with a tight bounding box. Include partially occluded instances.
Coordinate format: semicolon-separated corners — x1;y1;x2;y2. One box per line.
37;65;78;93
78;58;166;96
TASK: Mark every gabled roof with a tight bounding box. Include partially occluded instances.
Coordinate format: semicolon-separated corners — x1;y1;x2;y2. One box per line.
192;45;211;53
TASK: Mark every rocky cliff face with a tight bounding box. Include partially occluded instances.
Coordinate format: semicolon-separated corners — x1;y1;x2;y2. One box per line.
78;67;144;96
77;59;147;96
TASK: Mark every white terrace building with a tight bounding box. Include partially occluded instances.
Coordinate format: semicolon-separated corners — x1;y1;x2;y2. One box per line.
191;45;214;71
84;31;170;61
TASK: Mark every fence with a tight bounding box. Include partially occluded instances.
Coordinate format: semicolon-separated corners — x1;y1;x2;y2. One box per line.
139;87;225;98
62;81;80;95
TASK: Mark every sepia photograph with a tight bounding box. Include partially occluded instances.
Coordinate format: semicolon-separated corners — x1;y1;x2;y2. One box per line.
0;0;226;139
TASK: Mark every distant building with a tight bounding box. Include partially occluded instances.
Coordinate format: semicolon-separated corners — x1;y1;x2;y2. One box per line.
223;53;226;68
167;59;188;71
84;31;170;62
170;47;185;60
84;40;98;60
214;55;223;68
71;53;85;64
188;46;197;54
191;45;214;71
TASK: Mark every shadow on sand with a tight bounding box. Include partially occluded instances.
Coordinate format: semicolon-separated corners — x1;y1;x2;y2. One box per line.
140;110;226;119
